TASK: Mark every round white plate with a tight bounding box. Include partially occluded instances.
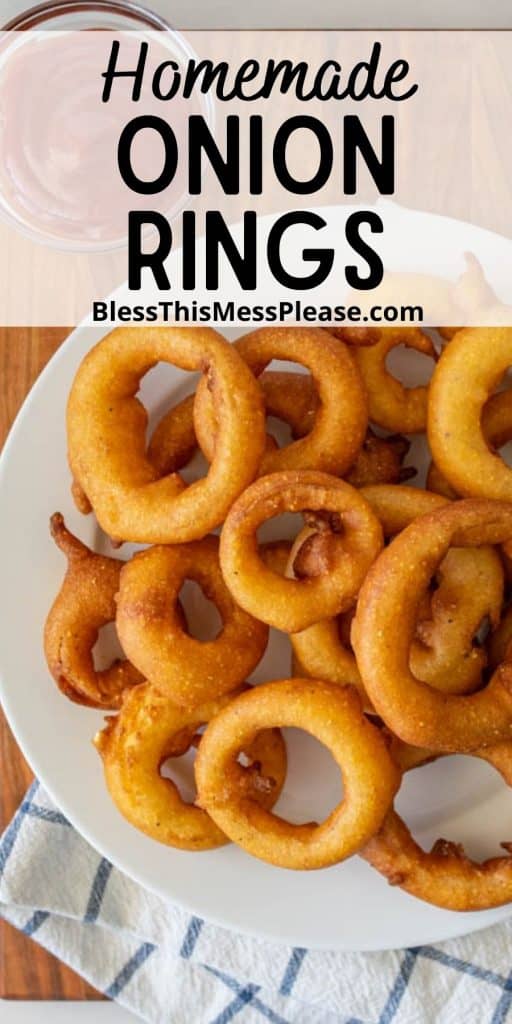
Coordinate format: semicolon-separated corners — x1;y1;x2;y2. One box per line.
2;217;512;952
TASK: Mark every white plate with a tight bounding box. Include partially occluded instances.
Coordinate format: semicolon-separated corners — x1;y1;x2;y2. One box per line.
2;224;512;953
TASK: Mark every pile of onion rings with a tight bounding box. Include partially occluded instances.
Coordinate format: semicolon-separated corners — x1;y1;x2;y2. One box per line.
41;323;512;905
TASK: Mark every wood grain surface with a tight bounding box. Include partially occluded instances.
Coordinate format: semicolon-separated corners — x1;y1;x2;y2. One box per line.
0;327;102;1001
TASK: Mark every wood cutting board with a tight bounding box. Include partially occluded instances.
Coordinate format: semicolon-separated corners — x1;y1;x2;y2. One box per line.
0;327;102;1001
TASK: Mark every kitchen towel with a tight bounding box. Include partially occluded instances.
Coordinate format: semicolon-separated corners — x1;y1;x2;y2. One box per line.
1;780;512;1024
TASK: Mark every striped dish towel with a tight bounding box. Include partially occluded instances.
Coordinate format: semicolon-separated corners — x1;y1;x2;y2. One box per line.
2;782;512;1023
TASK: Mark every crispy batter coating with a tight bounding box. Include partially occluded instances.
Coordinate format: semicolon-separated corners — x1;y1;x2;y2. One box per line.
220;471;383;633
50;322;512;895
260;374;413;489
352;499;512;752
193;327;368;476
44;514;143;708
351;327;438;433
195;679;400;869
150;368;410;491
344;430;414;488
425;460;459;500
428;327;512;501
428;387;512;500
259;539;292;574
292;487;503;700
360;483;448;533
361;485;504;694
258;370;318;440
362;742;512;911
409;545;503;695
146;393;197;476
291;608;365;697
116;536;268;707
67;326;266;544
286;528;368;708
94;682;286;851
73;393;198;515
146;371;319;478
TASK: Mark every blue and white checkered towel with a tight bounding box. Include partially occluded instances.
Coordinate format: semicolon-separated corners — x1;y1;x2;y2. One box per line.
2;781;512;1024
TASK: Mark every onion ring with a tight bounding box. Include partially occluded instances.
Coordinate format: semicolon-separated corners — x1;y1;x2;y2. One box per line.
116;535;268;707
147;366;409;490
219;470;383;632
363;488;503;695
193;327;368;476
352;499;512;752
291;616;367;705
44;513;143;708
351;327;437;433
482;390;512;451
260;539;292;574
424;460;459;501
407;543;503;696
255;378;414;486
382;730;438;773
67;326;266;544
360;483;448;533
258;370;318;440
285;525;369;704
147;371;319;478
361;742;512;910
427;387;512;500
292;487;503;699
146;393;197;476
428;327;512;501
195;679;400;869
94;682;286;851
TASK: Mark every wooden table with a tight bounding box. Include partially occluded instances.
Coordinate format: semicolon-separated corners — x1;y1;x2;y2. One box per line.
0;327;102;1001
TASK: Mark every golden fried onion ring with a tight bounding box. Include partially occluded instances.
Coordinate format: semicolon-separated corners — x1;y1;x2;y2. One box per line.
351;327;437;433
291;616;366;704
361;485;504;694
362;742;512;910
259;377;414;486
292;486;503;700
408;545;503;695
147;369;411;490
195;679;400;869
257;370;318;441
427;388;512;500
360;483;448;532
194;327;368;476
67;326;266;544
116;536;268;707
146;371;320;478
95;682;286;851
285;526;369;706
146;393;197;476
428;327;512;501
352;499;512;752
219;471;383;632
44;514;143;708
